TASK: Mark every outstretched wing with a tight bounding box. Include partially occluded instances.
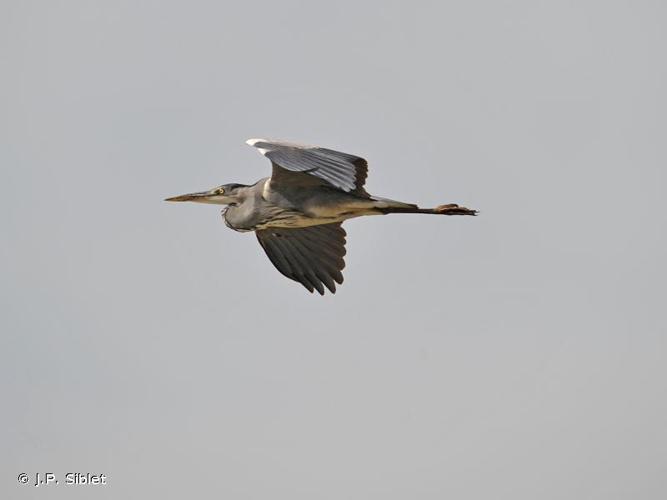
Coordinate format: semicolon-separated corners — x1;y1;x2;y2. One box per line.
246;138;368;195
255;223;346;295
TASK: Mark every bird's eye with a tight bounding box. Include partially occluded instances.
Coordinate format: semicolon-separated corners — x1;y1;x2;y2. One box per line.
216;188;225;195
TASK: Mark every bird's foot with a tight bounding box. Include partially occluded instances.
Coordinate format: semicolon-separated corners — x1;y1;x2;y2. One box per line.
435;204;478;216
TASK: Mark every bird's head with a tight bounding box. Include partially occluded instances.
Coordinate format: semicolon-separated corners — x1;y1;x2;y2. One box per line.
165;183;246;205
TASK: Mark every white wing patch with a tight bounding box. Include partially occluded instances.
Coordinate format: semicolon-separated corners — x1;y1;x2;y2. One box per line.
246;138;270;156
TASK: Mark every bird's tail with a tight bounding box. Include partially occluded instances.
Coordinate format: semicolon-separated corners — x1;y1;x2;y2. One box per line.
372;197;477;216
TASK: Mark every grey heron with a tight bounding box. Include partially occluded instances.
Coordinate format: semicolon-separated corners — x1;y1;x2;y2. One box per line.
166;139;477;294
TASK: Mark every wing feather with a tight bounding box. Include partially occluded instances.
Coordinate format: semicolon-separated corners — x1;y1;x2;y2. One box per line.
255;223;347;295
246;139;369;195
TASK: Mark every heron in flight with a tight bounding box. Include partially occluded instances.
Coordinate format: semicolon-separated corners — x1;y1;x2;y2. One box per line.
166;139;477;294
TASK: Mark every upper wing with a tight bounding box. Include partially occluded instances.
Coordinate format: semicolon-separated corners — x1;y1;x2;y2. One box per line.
246;138;368;195
255;223;346;295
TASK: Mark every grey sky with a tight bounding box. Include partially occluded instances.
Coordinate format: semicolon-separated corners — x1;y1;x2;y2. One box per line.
2;1;666;498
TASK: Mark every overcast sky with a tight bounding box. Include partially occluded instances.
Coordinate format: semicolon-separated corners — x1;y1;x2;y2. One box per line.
2;1;666;498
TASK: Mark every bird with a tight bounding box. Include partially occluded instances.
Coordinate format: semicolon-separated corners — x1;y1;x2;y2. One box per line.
166;138;477;295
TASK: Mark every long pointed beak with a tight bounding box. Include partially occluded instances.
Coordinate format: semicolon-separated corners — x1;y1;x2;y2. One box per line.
164;191;212;202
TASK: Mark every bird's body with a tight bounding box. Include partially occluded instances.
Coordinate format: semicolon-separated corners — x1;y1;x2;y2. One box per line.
166;138;477;294
222;177;413;231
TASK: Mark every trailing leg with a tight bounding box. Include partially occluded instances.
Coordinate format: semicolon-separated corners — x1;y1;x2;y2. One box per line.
376;203;477;216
